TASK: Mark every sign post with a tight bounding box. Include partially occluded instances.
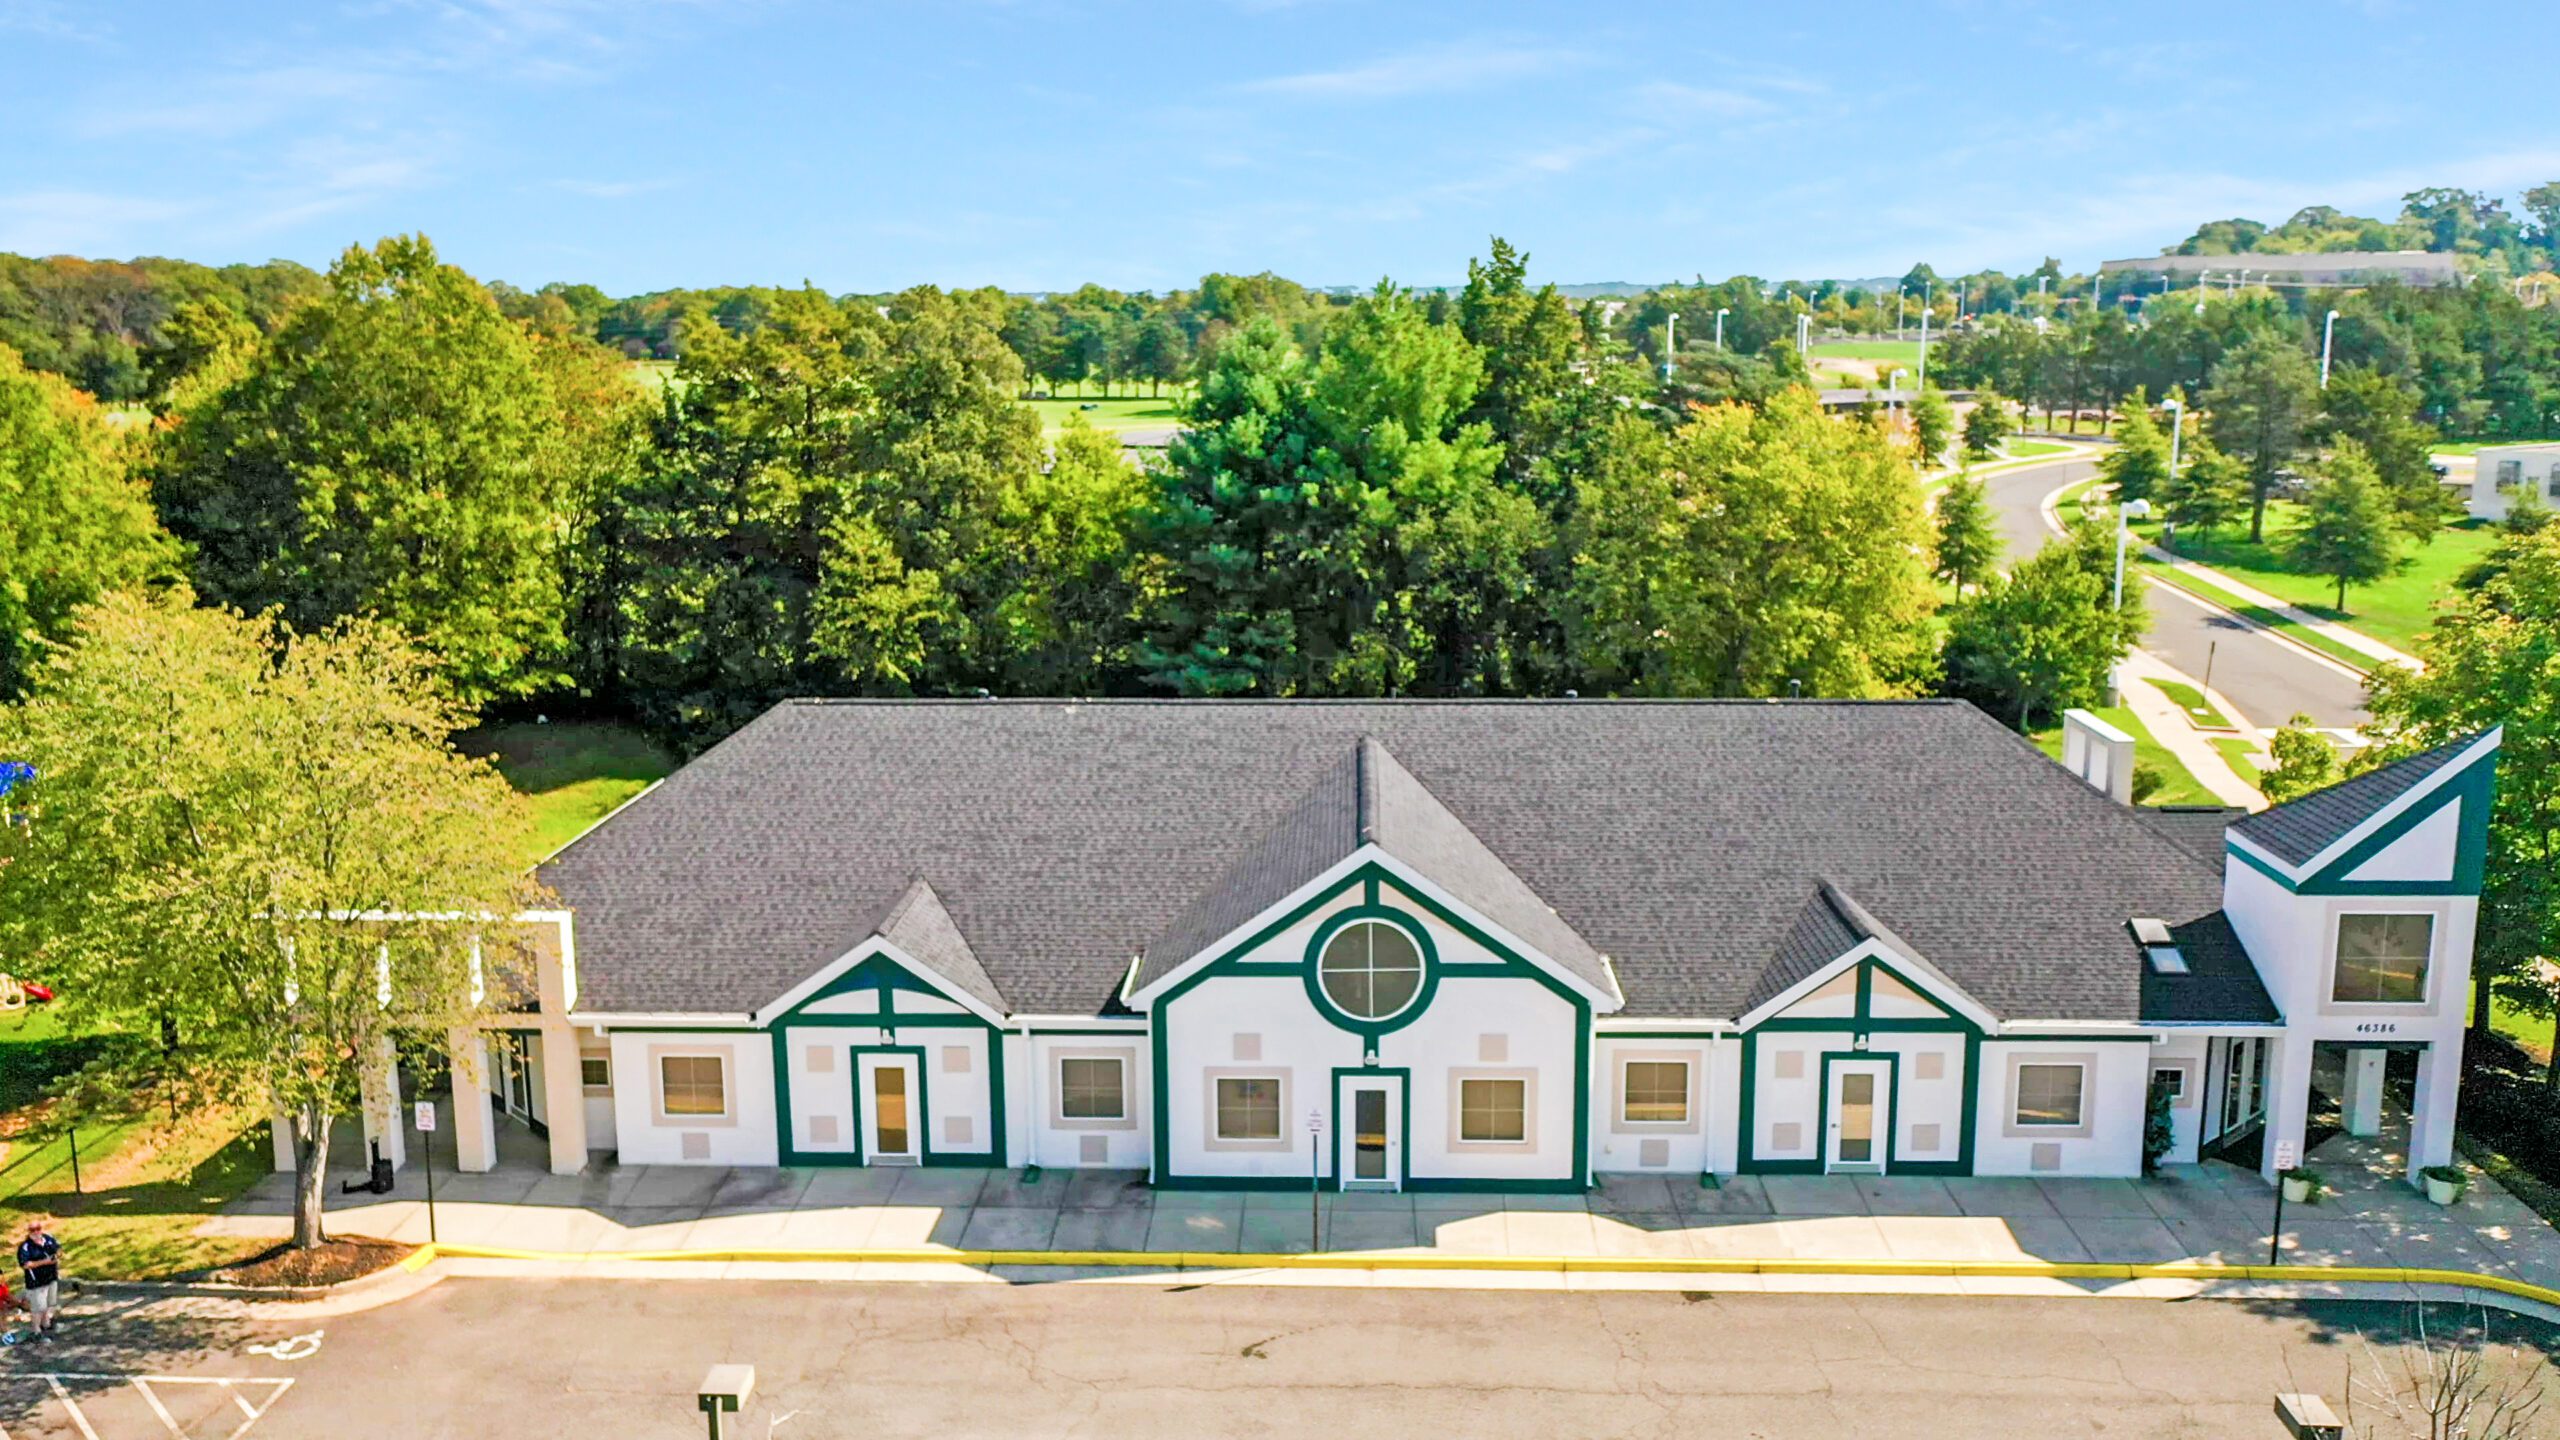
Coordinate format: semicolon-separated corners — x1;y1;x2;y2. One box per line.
2268;1139;2297;1267
1307;1108;1325;1254
414;1101;439;1245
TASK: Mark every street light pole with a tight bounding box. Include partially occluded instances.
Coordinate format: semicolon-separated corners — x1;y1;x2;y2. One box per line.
2162;396;2184;485
1714;307;1728;351
1665;312;1678;378
2320;309;2340;388
1896;290;1906;335
1917;304;1930;388
1796;312;1810;357
2113;498;2153;612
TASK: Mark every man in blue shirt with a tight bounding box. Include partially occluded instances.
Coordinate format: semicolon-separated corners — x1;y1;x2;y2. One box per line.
17;1220;59;1340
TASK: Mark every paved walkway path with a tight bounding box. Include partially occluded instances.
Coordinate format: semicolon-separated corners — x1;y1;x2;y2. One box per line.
206;1135;2560;1317
2115;650;2265;808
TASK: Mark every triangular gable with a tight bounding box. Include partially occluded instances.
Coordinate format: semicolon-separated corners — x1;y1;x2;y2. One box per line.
753;878;1008;1026
1738;882;1996;1031
2229;730;2500;894
1127;737;1618;1008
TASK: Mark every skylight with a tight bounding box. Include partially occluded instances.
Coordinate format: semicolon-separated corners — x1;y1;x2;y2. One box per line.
2131;918;2188;974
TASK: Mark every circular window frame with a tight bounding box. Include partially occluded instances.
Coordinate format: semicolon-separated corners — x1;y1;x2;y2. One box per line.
1303;907;1438;1035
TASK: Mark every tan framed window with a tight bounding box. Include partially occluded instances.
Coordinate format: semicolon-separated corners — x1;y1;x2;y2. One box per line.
660;1055;726;1117
579;1055;611;1089
1215;1076;1281;1141
2332;913;2433;1004
1621;1061;1689;1124
2013;1063;2084;1128
1459;1078;1527;1142
1059;1057;1125;1121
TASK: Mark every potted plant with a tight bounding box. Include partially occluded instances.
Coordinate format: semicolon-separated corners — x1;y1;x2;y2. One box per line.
2421;1164;2469;1207
2281;1168;2324;1205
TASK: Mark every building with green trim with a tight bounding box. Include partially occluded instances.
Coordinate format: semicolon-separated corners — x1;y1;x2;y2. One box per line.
416;701;2497;1194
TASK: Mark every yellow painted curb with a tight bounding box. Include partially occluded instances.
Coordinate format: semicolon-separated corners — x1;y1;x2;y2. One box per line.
398;1242;2560;1308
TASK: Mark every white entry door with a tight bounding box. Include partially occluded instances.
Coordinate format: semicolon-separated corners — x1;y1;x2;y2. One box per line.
1825;1060;1891;1174
1337;1076;1403;1191
858;1054;921;1165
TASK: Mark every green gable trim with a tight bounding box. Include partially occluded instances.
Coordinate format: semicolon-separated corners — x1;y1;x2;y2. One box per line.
1150;860;1592;1190
2232;747;2499;898
1737;954;1983;1176
771;950;1005;1169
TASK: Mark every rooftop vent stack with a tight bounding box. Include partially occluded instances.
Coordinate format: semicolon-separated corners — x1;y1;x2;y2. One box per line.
2060;708;2136;805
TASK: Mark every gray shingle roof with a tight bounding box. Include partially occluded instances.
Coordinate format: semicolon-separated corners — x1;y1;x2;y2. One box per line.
541;699;2256;1022
2229;738;2475;867
869;877;1008;1015
1746;883;1874;1013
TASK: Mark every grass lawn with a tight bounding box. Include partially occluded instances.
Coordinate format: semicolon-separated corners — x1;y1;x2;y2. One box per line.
1810;340;1923;365
625;359;677;393
2000;439;2069;459
2029;704;2219;807
1024;395;1185;437
2141;506;2494;652
462;721;677;864
2211;736;2266;786
2144;677;2237;732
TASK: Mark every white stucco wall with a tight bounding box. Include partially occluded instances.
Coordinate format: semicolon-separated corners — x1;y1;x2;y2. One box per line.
774;1022;998;1162
607;1030;778;1166
1156;882;1582;1186
1971;1041;2147;1176
1018;1032;1151;1170
1593;1037;1714;1175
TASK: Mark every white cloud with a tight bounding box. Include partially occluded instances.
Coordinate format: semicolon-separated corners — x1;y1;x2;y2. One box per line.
0;190;191;255
1240;39;1584;100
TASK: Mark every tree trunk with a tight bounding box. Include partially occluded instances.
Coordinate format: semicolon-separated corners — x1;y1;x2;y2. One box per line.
2249;485;2269;544
2472;971;2494;1038
292;1108;333;1251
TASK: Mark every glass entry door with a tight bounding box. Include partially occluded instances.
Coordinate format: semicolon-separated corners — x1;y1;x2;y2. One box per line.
1336;1076;1402;1191
1825;1060;1890;1174
859;1054;921;1164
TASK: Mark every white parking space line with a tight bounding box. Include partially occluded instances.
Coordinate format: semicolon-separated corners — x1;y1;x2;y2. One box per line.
0;1375;292;1440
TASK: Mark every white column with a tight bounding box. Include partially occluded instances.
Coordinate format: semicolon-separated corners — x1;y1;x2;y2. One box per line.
2407;1036;2465;1182
270;1103;297;1174
537;1021;589;1175
2259;1036;2317;1183
357;1034;407;1171
448;1026;498;1173
2340;1047;2387;1138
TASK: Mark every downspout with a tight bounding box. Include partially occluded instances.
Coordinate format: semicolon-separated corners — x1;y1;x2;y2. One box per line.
1019;1017;1039;1177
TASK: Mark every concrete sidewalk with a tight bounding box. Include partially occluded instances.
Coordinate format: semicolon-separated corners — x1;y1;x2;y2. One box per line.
2116;649;2266;809
206;1133;2560;1311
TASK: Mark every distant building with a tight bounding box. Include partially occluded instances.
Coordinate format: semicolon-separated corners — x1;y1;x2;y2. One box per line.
2100;251;2462;290
2468;443;2560;522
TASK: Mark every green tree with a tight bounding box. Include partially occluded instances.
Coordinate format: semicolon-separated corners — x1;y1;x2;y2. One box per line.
2096;389;2171;505
139;299;259;408
982;415;1149;693
0;346;176;693
1569;390;1938;698
1961;392;2014;459
2261;713;2340;803
151;235;602;706
0;590;540;1249
2314;366;2445;541
1941;532;2137;730
2160;431;2250;555
2204;330;2321;542
2286;440;2402;612
1139;315;1314;696
1932;471;2003;593
2366;526;2560;1053
1454;238;1582;492
1908;386;1953;468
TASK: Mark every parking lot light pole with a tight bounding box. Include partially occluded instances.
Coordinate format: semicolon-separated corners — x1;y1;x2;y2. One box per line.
1664;312;1677;378
1713;307;1728;351
2113;497;2153;612
2320;309;2340;388
2162;395;2183;484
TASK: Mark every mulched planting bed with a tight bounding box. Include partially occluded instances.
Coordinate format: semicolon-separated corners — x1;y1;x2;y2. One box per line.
202;1237;416;1288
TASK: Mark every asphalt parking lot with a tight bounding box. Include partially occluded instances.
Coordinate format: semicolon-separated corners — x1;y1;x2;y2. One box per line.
5;1278;2554;1439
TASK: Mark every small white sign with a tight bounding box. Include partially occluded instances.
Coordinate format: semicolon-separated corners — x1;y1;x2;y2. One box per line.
2273;1141;2298;1172
414;1101;438;1134
1305;1108;1323;1134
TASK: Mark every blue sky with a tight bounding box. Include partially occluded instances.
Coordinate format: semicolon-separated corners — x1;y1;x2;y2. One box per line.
3;0;2553;295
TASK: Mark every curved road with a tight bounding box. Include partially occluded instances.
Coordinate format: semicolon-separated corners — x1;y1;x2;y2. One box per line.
1977;455;2368;731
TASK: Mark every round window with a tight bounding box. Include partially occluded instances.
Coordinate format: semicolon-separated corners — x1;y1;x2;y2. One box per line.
1318;920;1424;1020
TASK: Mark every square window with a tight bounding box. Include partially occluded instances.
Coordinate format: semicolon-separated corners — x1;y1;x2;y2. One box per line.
2333;913;2433;1004
1621;1061;1689;1124
2151;1066;2187;1101
1459;1078;1526;1142
1059;1057;1126;1120
580;1056;610;1089
2014;1063;2084;1128
660;1055;726;1117
1215;1076;1282;1141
